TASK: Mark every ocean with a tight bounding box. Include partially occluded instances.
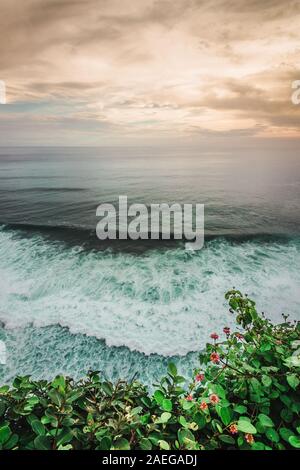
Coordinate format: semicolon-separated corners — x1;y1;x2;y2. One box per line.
0;146;300;385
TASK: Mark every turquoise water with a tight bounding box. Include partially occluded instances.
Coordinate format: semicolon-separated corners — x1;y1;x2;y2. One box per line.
0;147;300;385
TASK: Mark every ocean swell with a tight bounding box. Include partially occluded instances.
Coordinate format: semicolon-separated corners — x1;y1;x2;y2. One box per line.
0;225;299;357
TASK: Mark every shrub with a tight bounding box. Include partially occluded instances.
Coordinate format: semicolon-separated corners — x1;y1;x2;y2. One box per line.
0;290;299;450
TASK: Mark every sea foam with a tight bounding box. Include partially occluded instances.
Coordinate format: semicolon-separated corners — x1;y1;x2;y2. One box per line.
0;226;299;358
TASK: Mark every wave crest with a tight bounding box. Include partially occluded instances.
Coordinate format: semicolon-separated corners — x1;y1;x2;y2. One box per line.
0;226;299;356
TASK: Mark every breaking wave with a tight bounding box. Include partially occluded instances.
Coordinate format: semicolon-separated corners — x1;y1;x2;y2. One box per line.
0;224;299;358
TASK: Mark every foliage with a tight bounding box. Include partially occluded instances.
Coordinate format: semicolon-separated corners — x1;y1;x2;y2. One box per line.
0;290;299;450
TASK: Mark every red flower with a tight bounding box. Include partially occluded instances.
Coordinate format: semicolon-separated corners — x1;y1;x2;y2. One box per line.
209;393;219;405
195;373;204;382
186;394;193;401
223;327;230;335
199;401;208;410
245;433;254;445
210;352;220;363
210;333;219;340
235;333;244;340
229;424;238;435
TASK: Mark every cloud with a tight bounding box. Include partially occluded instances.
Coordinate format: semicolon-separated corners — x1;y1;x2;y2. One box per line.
0;0;299;144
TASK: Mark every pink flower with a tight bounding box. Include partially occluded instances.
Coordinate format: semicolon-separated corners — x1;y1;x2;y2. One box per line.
186;394;193;401
210;333;219;340
223;327;230;335
210;352;220;363
209;394;219;405
235;333;244;340
195;373;204;382
245;433;254;445
229;424;238;435
199;401;208;410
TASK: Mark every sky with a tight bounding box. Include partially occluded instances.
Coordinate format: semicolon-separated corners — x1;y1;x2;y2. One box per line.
0;0;299;146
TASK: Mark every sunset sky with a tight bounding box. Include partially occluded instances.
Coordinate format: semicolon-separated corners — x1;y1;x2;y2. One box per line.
0;0;299;146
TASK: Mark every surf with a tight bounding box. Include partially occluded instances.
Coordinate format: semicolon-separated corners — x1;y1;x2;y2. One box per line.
0;224;299;357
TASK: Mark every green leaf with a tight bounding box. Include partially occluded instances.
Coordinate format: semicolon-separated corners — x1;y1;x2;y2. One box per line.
57;429;73;446
213;384;226;399
280;395;291;407
3;433;19;450
31;419;46;436
61;417;75;427
159;440;170;450
66;390;82;404
260;341;271;352
265;428;279;443
237;419;257;434
27;396;39;407
182;400;194;410
168;363;177;377
131;406;142;416
287;373;299;390
140;413;150;425
58;444;72;450
194;412;206;429
0;425;11;444
12;377;22;389
102;382;113;397
250;378;262;395
285;355;300;367
280;408;293;423
219;406;232;426
140;438;152;450
262;375;272;387
153;390;165;405
140;396;152;408
178;429;195;447
34;436;52;450
97;436;111;450
51;375;66;391
252;442;265;450
219;434;235;445
162;398;172;412
258;413;274;428
234;405;247;414
113;438;130;450
148;432;164;446
48;389;62;407
174;376;186;384
239;416;251;422
179;415;188;428
289;435;300;448
157;412;171;423
279;427;294;443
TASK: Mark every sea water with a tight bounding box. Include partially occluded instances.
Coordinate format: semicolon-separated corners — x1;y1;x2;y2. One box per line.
0;146;299;385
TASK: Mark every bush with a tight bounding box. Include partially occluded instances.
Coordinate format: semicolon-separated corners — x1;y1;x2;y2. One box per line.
0;290;299;450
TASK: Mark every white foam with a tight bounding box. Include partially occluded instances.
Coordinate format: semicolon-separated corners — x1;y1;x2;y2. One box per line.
0;227;299;356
